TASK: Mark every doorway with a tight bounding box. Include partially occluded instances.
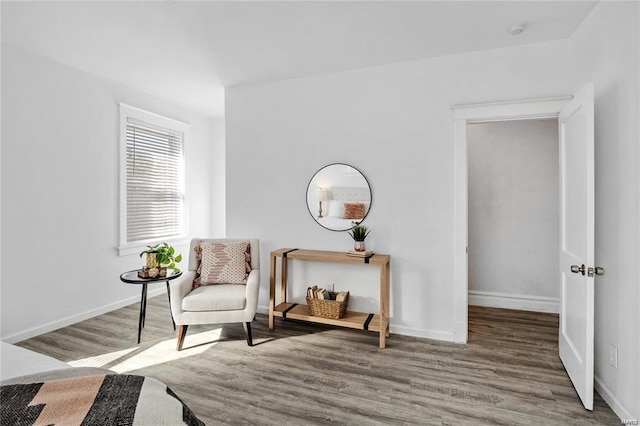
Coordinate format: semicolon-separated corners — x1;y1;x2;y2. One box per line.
466;119;559;315
452;88;597;410
451;97;571;344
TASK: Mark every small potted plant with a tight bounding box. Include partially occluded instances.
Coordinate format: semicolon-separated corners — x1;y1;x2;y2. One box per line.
348;224;371;252
139;243;182;278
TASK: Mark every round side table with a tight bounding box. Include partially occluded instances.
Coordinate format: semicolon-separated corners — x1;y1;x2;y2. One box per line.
120;269;183;344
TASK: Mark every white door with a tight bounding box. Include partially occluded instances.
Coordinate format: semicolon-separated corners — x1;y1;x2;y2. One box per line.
558;82;596;410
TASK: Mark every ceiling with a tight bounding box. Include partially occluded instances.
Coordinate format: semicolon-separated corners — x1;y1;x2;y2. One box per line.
1;1;597;117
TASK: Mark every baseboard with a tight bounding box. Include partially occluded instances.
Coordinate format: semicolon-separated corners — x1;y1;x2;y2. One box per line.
595;375;634;421
453;320;468;344
2;288;165;344
469;290;559;313
256;305;456;343
390;324;456;342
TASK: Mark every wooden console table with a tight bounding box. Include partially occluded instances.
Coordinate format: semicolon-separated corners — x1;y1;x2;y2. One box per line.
269;248;391;348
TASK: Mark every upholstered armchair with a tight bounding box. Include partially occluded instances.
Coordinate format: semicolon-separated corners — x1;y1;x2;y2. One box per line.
169;238;260;350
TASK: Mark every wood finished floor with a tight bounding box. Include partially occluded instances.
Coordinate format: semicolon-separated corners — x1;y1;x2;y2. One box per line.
17;298;618;425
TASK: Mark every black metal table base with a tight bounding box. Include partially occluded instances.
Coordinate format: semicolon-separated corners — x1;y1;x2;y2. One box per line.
136;280;177;344
121;269;182;345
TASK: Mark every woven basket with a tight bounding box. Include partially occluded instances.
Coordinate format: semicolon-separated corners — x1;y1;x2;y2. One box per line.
307;291;349;319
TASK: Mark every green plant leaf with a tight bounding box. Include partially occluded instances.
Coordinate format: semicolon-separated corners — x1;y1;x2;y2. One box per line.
139;242;181;267
348;224;370;241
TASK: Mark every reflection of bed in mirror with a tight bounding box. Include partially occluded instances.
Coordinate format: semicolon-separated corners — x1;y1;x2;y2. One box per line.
306;163;372;231
317;186;370;230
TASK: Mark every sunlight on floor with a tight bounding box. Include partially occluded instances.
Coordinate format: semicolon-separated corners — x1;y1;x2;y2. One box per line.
68;329;222;373
68;347;138;368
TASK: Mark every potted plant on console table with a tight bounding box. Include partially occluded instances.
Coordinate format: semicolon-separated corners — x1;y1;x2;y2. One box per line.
139;242;182;278
348;224;371;254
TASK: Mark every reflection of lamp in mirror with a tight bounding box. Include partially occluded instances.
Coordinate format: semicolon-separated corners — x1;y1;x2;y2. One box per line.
316;188;330;218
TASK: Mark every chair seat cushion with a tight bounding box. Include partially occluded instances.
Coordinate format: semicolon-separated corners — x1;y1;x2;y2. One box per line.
182;284;247;312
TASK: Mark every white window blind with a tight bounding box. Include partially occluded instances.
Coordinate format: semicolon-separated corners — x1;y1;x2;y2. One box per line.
125;117;185;243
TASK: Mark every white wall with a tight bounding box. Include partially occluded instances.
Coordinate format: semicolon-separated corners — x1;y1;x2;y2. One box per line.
211;117;226;235
569;1;639;419
0;44;224;341
226;3;639;417
312;164;369;189
226;38;574;340
467;119;559;312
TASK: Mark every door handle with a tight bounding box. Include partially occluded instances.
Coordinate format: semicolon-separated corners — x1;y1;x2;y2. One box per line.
588;266;605;277
570;264;586;275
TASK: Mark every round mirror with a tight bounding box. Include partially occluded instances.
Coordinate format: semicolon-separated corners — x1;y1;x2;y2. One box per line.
306;163;372;231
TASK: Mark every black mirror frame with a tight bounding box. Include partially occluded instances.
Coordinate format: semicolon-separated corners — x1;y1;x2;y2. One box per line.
305;163;372;232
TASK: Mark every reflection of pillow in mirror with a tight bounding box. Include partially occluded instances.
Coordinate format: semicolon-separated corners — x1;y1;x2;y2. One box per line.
344;202;365;219
343;200;370;212
362;201;371;215
329;200;345;217
344;201;370;216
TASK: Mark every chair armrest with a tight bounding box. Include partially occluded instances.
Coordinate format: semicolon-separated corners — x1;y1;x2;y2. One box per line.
244;269;260;320
169;270;196;321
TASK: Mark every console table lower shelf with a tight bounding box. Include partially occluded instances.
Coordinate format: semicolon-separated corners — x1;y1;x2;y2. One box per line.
273;302;384;332
269;248;391;348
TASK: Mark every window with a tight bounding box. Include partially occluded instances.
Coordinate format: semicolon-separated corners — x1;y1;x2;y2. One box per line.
118;104;189;254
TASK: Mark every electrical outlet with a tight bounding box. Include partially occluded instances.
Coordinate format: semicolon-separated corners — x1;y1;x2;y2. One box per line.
609;344;618;369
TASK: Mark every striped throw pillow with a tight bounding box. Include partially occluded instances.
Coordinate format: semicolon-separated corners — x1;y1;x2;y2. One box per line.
198;241;250;285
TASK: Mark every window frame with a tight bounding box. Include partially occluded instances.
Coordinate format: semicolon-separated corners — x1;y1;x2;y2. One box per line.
117;104;190;256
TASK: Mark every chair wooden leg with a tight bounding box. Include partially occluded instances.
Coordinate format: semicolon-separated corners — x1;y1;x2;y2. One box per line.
177;325;188;351
242;322;253;347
